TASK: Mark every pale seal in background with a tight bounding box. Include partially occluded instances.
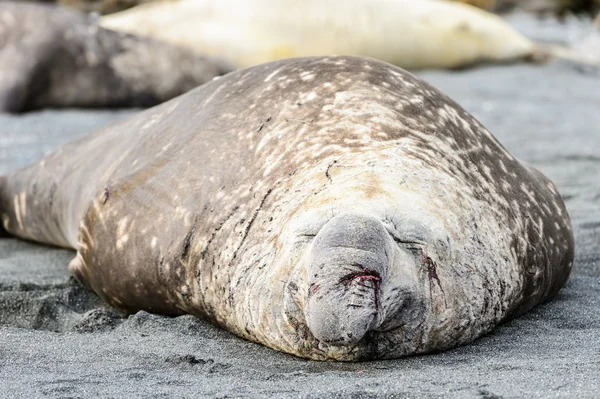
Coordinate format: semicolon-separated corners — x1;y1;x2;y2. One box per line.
100;0;595;70
0;2;233;113
0;56;574;361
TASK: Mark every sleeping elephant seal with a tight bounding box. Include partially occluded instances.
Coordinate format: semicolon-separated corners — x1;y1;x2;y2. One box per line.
100;0;538;70
0;56;574;361
100;0;598;70
0;2;233;113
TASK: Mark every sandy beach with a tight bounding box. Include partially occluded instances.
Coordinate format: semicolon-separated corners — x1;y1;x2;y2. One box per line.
1;13;599;398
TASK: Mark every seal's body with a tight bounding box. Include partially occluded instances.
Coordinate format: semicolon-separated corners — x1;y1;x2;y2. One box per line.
100;0;536;70
0;2;233;113
0;56;573;360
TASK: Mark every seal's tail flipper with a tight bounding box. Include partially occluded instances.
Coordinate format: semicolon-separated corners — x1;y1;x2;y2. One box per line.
531;43;600;68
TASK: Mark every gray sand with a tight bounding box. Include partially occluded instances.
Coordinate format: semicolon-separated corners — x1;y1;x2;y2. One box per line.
1;14;600;399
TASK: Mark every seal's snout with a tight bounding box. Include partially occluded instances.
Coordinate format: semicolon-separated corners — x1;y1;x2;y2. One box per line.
304;213;392;345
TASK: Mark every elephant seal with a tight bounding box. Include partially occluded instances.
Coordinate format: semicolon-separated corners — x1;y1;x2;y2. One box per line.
100;0;597;70
0;56;574;361
0;2;233;113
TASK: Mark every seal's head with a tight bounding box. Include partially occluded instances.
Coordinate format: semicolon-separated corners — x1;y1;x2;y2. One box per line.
303;212;436;349
277;161;466;360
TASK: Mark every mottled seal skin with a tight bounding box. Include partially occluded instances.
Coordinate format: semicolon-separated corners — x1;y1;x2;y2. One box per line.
0;2;233;113
0;56;574;361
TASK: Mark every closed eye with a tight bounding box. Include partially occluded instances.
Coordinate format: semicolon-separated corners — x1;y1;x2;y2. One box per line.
392;237;424;246
390;235;426;247
390;235;425;256
383;219;427;248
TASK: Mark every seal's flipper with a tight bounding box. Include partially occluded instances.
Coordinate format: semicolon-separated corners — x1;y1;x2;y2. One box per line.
531;43;600;68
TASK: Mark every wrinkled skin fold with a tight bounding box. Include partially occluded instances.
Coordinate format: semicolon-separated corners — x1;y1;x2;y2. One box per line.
0;56;574;360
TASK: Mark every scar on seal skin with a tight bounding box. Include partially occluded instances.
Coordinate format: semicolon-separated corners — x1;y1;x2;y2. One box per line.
0;1;234;113
0;56;574;361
